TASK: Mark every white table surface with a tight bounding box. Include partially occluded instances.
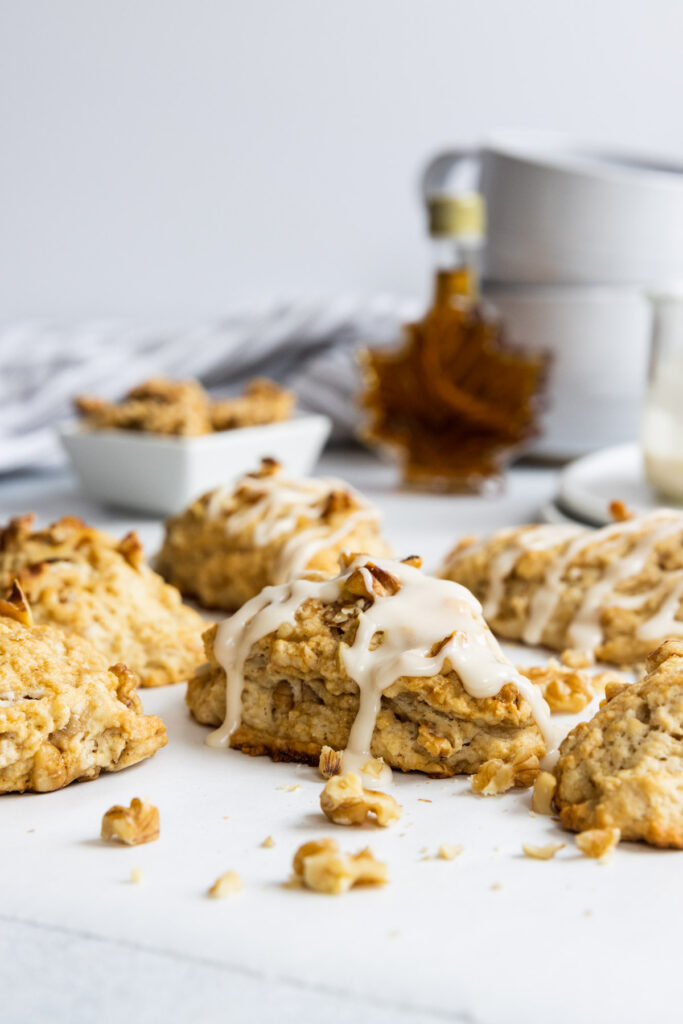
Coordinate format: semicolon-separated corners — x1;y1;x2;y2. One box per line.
1;451;679;1024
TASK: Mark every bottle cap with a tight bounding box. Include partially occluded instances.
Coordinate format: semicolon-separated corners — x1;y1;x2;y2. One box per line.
427;192;486;240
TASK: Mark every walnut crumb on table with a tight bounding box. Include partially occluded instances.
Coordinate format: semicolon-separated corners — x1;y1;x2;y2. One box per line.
320;773;402;827
208;871;243;899
576;828;621;860
532;772;557;815
472;756;539;795
101;798;160;846
438;844;463;861
261;836;275;848
129;866;144;885
290;839;388;895
522;842;565;860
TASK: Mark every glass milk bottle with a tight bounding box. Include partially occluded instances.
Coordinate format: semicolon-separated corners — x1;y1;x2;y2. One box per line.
642;291;683;502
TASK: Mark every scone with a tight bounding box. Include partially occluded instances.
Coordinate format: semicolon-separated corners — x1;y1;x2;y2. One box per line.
554;639;683;847
187;553;555;778
0;585;166;793
75;377;213;436
158;459;393;611
439;510;683;667
0;515;204;687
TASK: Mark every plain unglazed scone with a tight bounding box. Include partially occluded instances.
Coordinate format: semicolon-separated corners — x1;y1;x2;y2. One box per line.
0;515;204;687
186;554;547;776
554;640;683;847
439;511;683;667
0;585;166;793
158;459;393;611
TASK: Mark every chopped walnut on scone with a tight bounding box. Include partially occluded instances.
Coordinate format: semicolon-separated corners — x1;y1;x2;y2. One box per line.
519;658;622;714
158;459;392;611
0;586;166;794
0;514;204;687
554;639;683;847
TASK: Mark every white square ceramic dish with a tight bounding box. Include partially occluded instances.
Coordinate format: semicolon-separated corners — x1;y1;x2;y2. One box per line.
58;412;332;515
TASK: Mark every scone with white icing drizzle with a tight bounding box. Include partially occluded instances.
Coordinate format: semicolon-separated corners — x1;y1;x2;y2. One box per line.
554;639;683;847
0;515;204;687
0;584;166;793
439;510;683;667
158;459;392;612
187;554;557;778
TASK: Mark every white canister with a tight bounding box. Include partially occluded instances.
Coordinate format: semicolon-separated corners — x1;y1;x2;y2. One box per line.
483;285;650;460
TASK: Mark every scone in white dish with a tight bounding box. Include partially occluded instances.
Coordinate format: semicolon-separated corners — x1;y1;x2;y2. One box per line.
59;412;332;515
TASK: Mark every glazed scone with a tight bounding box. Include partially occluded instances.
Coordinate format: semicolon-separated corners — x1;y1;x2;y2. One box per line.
187;554;553;778
0;585;166;793
75;377;212;436
440;511;683;667
0;515;204;687
554;640;683;847
158;459;392;611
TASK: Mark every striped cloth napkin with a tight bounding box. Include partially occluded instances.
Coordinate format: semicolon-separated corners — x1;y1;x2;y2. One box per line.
0;294;417;473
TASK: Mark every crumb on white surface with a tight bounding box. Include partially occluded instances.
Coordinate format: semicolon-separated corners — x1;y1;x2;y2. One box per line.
262;835;275;848
208;871;243;899
438;843;463;861
522;842;565;861
129;866;144;885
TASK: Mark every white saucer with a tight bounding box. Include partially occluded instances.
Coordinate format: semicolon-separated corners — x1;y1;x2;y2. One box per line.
556;441;676;526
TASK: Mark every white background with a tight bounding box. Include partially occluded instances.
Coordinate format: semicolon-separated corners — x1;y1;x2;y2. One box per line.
2;0;683;321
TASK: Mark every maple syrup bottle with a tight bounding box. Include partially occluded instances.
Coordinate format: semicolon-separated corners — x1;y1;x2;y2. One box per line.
360;192;547;493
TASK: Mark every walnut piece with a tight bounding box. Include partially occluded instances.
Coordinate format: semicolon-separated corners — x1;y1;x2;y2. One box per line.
208;870;243;899
318;745;342;779
320;772;402;827
576;827;621;860
519;659;619;714
532;772;557;815
292;838;388;895
471;756;538;795
101;798;160;846
609;499;633;522
438;843;463;861
129;866;144;884
560;648;593;670
522;842;565;860
261;835;275;849
344;562;401;600
417;724;453;758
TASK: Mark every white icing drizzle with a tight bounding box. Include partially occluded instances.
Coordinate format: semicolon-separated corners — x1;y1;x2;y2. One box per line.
482;525;582;621
207;556;561;777
517;511;683;648
206;469;381;584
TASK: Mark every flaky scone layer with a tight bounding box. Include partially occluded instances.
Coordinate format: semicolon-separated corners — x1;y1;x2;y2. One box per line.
159;461;392;611
0;515;204;687
0;602;166;793
554;640;683;847
440;515;683;667
187;594;544;777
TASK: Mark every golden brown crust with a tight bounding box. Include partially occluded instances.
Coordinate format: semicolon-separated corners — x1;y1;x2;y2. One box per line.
210;378;295;430
440;518;683;667
75;376;295;436
554;639;683;847
0;515;204;686
158;462;392;611
0;610;166;794
187;592;545;777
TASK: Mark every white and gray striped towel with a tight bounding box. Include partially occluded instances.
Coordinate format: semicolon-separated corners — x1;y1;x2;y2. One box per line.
0;294;418;473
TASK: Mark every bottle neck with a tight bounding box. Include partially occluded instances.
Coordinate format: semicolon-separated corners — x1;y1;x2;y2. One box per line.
430;236;482;305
